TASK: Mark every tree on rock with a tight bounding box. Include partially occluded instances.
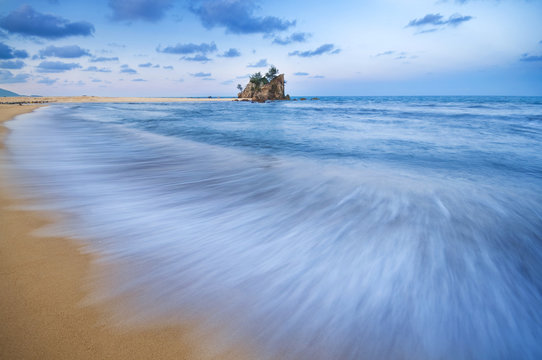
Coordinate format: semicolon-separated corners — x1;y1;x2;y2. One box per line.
265;66;279;82
249;72;267;90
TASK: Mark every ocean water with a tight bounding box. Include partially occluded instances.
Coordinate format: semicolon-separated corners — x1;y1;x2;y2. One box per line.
4;96;542;359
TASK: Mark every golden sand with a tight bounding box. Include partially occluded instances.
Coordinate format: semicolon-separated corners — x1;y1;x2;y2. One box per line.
0;104;250;359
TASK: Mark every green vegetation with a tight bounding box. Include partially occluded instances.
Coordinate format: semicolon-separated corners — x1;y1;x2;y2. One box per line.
265;66;279;82
248;66;279;90
249;71;266;90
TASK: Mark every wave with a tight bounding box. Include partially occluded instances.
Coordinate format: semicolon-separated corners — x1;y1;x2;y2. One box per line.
5;101;542;359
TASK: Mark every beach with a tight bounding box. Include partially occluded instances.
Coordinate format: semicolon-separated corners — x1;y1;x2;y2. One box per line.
0;104;248;360
0;0;539;357
2;97;542;359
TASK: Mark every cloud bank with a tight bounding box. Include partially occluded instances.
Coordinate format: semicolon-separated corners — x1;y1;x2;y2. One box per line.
520;54;542;62
39;45;90;58
0;5;94;39
219;48;241;57
0;42;28;59
0;60;25;69
273;32;310;45
190;0;295;34
407;13;472;28
158;42;217;55
0;69;29;83
37;61;81;73
91;56;119;62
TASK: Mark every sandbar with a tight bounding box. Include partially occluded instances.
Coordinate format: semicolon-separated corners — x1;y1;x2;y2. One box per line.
0;96;248;105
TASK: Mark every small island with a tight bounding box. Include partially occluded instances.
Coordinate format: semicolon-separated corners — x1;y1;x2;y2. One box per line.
237;66;290;103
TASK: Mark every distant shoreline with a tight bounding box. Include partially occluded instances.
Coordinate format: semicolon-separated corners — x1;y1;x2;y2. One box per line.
0;96;249;105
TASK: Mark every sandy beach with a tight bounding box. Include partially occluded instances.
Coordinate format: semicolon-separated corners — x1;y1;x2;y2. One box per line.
0;104;249;359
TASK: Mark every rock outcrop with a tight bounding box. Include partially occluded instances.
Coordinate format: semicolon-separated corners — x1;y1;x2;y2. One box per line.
238;74;290;102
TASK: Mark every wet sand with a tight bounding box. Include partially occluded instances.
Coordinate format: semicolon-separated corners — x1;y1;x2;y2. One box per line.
0;105;249;359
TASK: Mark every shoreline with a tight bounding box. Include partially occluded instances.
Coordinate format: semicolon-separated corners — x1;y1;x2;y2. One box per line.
0;96;249;105
0;104;249;359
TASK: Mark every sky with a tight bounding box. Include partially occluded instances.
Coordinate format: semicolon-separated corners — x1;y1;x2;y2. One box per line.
0;0;541;96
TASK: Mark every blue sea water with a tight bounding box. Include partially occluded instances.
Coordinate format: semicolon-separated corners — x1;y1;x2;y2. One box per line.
4;96;542;359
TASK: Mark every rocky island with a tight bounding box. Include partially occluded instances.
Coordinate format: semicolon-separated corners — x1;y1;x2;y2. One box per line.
238;66;290;103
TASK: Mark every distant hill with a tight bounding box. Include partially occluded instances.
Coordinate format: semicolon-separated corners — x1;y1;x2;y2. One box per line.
0;88;20;97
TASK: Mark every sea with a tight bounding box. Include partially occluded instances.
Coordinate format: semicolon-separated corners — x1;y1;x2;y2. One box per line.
4;96;542;359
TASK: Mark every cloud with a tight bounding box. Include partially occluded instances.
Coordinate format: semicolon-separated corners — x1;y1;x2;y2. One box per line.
247;58;268;67
273;32;310;45
376;50;412;60
407;13;445;27
221;80;233;85
120;67;137;74
294;72;309;76
158;42;217;55
0;42;29;59
39;45;90;58
375;50;395;57
83;66;111;72
90;56;119;62
0;5;94;39
189;0;295;34
163;65;174;70
107;42;125;48
37;61;81;73
289;44;340;57
446;14;473;27
417;28;439;34
182;54;212;62
311;75;324;79
520;54;542;62
219;48;241;57
132;78;147;82
0;60;25;69
108;0;173;22
37;77;57;85
191;72;211;77
0;70;30;83
139;62;152;67
407;13;472;28
63;79;85;86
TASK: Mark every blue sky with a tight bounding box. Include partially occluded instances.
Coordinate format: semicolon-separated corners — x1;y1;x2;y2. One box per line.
0;0;541;96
